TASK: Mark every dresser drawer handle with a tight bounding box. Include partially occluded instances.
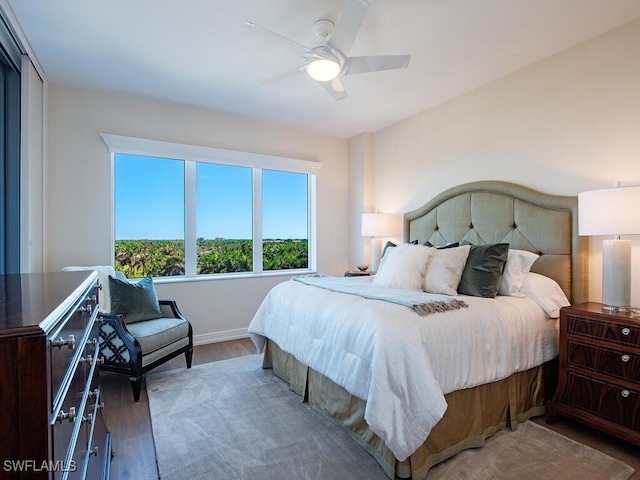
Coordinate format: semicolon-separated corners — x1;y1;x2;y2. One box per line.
621;390;630;398
621;327;631;336
77;304;92;315
80;355;93;364
56;406;76;423
621;354;630;363
51;334;75;350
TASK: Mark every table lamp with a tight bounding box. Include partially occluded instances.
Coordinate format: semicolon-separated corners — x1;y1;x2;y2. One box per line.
362;213;399;272
578;184;640;311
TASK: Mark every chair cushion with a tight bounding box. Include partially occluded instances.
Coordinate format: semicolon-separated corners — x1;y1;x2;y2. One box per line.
125;317;190;355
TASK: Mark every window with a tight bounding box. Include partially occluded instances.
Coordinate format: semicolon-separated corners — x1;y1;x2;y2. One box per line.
196;163;252;274
262;170;308;271
114;155;185;277
108;135;319;278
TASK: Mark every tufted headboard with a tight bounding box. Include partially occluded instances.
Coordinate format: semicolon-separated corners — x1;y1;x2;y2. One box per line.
404;181;588;304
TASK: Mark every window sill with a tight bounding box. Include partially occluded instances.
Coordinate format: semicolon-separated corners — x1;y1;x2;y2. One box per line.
151;269;316;285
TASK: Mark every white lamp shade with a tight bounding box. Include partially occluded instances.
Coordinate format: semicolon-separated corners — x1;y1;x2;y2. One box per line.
578;185;640;236
362;213;400;237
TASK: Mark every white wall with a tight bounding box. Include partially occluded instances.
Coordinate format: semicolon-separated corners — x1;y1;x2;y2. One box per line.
348;133;373;269
46;84;349;343
367;19;640;306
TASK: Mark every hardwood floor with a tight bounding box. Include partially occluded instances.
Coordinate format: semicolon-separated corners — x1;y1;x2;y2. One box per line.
102;338;639;480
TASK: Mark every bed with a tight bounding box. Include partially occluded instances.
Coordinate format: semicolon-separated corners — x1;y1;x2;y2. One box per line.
248;181;589;479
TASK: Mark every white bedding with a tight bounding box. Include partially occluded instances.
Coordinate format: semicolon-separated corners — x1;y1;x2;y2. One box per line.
248;276;559;462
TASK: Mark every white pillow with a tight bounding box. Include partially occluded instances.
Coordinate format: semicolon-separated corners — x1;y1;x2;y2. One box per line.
498;249;539;297
373;244;433;291
62;265;116;313
520;272;570;318
423;245;471;296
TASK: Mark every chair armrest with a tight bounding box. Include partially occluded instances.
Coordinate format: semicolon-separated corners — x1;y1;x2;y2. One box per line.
158;300;193;347
158;299;187;321
99;313;141;366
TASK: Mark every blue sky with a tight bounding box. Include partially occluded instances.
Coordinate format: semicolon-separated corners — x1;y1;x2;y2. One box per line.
114;154;308;240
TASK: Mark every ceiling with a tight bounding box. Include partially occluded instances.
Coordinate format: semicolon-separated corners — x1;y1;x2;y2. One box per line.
5;0;640;138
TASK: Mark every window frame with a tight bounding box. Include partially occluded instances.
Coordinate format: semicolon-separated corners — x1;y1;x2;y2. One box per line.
104;134;320;281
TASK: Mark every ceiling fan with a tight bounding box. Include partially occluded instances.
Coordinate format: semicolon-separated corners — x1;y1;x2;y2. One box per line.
245;0;411;100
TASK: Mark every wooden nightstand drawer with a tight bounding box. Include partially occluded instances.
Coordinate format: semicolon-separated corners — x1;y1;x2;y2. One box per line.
566;314;640;346
568;340;640;382
548;303;640;446
564;371;639;430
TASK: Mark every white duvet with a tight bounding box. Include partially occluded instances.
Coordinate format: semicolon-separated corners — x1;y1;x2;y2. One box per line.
248;276;558;462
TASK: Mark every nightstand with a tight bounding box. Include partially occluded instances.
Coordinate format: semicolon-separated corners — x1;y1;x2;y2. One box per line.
547;302;640;446
345;270;373;277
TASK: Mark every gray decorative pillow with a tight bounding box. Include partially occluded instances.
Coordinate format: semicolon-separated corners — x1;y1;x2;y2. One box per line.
381;240;418;259
457;243;509;298
424;241;460;249
108;274;162;323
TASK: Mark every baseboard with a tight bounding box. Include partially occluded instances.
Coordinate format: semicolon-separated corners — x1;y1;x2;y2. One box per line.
193;328;249;346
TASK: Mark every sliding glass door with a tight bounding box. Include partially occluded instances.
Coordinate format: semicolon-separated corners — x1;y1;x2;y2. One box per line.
0;14;21;274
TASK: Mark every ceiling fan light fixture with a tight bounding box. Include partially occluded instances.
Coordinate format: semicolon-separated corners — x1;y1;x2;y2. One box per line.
306;59;341;82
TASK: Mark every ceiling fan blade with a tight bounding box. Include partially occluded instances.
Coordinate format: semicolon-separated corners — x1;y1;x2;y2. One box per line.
326;0;370;57
260;65;307;85
344;55;411;75
245;21;315;56
319;77;348;100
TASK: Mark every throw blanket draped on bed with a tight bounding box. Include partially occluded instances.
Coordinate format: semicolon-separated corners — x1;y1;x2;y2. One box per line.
294;274;468;316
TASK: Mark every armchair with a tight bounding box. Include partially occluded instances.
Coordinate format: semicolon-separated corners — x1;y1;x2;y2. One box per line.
99;299;193;401
62;265;193;401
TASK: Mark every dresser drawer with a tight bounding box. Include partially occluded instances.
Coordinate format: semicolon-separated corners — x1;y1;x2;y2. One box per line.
52;358;86;472
80;387;109;479
566;314;640;346
49;289;99;410
53;340;102;479
564;371;640;430
567;340;640;382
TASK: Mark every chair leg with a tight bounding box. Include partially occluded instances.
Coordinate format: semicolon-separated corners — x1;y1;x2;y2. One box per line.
131;376;143;402
185;348;193;369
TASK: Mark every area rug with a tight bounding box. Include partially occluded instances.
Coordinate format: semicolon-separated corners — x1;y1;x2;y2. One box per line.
147;354;635;480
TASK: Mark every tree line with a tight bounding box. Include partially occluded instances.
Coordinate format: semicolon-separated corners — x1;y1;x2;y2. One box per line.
115;239;308;277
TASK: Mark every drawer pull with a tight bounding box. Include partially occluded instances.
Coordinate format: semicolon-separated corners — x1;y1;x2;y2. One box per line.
82;413;94;425
87;338;98;347
77;304;92;315
89;446;99;457
621;390;630;398
51;334;75;350
80;355;93;364
621;354;630;363
56;406;76;423
621;327;631;336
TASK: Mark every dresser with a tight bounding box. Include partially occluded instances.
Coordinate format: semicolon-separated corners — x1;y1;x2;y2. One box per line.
547;302;640;446
0;271;112;479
